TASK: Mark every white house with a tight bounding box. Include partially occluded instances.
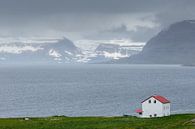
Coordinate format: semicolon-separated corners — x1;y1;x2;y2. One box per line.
136;95;171;118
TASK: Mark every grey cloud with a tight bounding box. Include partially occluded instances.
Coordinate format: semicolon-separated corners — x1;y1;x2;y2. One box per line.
0;0;174;15
85;24;160;42
0;0;195;42
129;26;160;42
1;0;195;16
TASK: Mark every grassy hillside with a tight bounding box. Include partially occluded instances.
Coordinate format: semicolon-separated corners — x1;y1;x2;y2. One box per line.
0;114;194;129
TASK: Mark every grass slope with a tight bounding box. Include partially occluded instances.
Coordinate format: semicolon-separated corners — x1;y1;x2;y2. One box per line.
0;114;194;129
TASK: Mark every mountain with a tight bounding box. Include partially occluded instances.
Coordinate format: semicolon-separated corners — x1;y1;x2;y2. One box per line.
86;43;142;63
0;37;144;64
0;38;83;64
119;20;195;64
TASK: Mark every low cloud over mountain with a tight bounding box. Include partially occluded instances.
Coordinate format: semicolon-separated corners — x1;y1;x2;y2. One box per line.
119;20;195;64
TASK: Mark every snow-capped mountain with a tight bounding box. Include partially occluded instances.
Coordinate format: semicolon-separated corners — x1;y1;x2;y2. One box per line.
82;43;143;63
74;39;145;63
0;37;145;64
95;43;141;59
0;38;83;64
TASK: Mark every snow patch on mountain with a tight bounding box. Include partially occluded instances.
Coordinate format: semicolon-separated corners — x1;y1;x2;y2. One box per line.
75;39;145;62
64;51;73;55
49;49;62;58
94;43;143;61
0;45;43;54
103;51;129;59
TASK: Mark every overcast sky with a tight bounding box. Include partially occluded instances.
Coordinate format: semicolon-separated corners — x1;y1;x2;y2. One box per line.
0;0;195;42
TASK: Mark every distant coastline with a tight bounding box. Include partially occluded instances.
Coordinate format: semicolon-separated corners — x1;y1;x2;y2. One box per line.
182;64;195;67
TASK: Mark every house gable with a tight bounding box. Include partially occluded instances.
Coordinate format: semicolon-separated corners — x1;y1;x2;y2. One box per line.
141;95;170;104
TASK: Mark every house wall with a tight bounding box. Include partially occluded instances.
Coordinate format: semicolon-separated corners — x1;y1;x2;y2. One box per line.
142;97;164;118
162;103;171;116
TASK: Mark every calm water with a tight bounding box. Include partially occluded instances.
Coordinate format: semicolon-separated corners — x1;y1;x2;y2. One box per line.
0;64;194;118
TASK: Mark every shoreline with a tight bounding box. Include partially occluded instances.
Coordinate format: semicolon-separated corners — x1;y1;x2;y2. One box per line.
0;111;194;119
0;114;194;129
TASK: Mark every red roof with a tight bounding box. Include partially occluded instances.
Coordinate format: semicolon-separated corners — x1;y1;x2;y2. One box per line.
142;95;170;104
135;109;143;113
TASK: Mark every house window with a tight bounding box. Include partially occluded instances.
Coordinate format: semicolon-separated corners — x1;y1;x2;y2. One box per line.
148;100;151;103
154;100;156;103
154;114;157;117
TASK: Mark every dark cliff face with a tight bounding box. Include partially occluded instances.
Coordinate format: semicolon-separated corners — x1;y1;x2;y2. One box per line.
127;20;195;64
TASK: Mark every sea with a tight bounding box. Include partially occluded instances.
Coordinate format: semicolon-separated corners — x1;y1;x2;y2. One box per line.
0;64;194;118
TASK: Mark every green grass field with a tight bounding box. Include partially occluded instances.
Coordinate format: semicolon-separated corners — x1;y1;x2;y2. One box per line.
0;114;194;129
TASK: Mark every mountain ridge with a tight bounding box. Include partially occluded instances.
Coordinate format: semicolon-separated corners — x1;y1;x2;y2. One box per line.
0;38;83;64
118;20;195;64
